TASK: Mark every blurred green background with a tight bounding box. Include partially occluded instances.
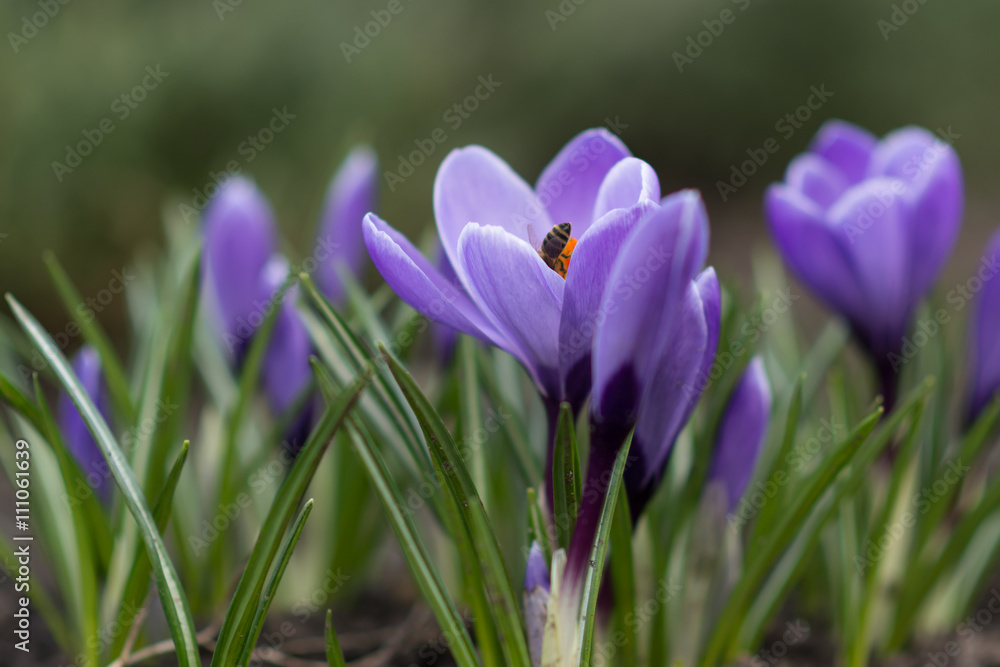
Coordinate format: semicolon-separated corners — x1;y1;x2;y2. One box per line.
2;0;998;345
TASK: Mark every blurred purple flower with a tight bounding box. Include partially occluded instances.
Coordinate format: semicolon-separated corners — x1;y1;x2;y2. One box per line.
315;146;379;303
966;229;1000;423
202;176;278;362
200;174;327;439
706;357;772;512
766;120;963;407
57;346;113;499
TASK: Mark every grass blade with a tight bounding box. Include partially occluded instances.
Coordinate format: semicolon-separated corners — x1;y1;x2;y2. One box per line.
610;484;637;667
576;434;633;667
6;294;200;667
237;499;316;666
42;252;135;422
108;441;190;660
325;610;347;667
552;403;580;551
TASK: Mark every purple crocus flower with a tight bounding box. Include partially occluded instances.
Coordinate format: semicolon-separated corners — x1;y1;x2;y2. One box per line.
363;128;658;411
202;176;278;362
706;357;772;512
766;120;963;407
57;346;114;499
200;175;331;437
363;131;719;520
315;146;379;303
966;229;1000;423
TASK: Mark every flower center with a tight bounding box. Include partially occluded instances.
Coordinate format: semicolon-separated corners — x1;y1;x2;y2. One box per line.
537;222;578;279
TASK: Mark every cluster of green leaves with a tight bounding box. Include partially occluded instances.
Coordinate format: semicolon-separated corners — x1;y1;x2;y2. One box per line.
0;223;372;667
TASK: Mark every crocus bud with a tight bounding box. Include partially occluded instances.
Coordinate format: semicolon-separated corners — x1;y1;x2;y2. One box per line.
966;229;1000;424
523;542;551;667
706;357;772;512
766;121;963;407
257;256;314;451
202;176;277;361
57;346;114;499
315;146;378;304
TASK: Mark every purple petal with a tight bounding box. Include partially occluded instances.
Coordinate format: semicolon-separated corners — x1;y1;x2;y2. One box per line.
524;541;550;592
695;267;722;389
534;128;631;235
202;176;277;346
829;178;912;353
707;357;773;512
784;153;849;210
558;201;659;409
591;158;660;222
434;146;552;280
591;190;709;426
866;128;964;299
257;257;313;414
315;146;378;304
809;120;877;184
457;224;564;396
626;279;711;511
765;184;866;325
969;230;1000;419
363;213;513;350
58;346;113;498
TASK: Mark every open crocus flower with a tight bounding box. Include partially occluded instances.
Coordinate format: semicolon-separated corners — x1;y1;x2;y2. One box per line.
706;357;772;512
363;128;660;415
315;146;379;304
58;346;114;499
766;120;963;407
966;228;1000;424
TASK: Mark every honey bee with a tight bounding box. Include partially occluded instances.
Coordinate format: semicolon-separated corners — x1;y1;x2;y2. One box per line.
533;222;578;279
